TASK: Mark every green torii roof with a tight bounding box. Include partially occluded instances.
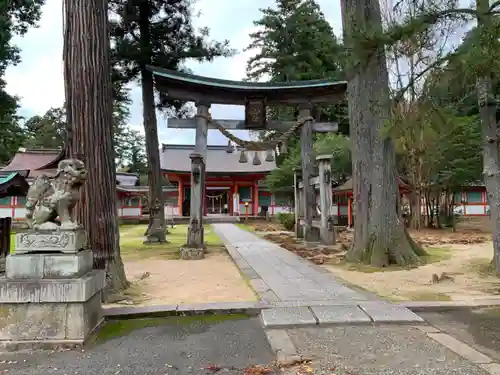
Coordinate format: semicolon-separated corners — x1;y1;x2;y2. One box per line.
147;65;347;105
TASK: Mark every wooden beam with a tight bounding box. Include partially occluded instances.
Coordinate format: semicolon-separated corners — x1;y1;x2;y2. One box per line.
167;118;338;132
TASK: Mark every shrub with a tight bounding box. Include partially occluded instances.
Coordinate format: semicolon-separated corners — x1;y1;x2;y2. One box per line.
277;213;295;231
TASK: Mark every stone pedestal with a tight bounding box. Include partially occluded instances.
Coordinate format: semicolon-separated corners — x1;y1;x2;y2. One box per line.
0;229;104;351
6;250;93;279
180;246;205;260
15;229;87;254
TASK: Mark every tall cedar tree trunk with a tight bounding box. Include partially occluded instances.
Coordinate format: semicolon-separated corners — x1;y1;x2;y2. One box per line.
63;0;129;296
139;1;167;243
341;0;425;266
476;0;500;274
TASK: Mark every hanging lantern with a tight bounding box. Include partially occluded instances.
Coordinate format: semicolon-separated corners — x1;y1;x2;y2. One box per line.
239;149;248;163
265;148;275;162
253;151;262;165
226;140;233;153
280;141;288;154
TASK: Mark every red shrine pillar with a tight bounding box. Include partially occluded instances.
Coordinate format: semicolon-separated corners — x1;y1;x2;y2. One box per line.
228;183;234;215
348;196;353;227
253;180;259;216
203;185;207;216
178;179;183;216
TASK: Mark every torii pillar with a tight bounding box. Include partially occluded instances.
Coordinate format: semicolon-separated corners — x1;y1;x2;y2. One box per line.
317;155;335;245
181;102;210;260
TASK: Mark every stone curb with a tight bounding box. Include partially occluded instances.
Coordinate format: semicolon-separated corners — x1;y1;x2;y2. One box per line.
265;325;500;375
103;301;268;320
211;225;280;303
265;329;311;367
397;300;500;312
413;325;500;375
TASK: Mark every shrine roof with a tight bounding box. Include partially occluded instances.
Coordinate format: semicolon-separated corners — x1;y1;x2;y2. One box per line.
1;148;64;178
0;172;30;198
148;65;347;105
116;172;140;187
116;186;177;194
160;144;277;175
333;177;412;194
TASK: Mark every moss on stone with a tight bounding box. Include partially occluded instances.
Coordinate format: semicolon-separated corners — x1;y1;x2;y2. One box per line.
94;314;248;343
0;305;12;320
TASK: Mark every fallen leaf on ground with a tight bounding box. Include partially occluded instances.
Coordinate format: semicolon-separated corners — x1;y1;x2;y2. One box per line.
243;364;274;375
204;364;221;373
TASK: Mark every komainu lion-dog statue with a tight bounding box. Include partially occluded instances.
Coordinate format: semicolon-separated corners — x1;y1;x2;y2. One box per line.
25;159;88;230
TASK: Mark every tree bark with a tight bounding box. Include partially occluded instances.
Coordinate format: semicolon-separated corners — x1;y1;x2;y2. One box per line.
63;0;129;296
341;0;425;266
138;1;167;243
476;0;500;273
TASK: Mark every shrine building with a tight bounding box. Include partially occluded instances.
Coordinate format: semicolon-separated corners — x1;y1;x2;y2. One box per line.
160;144;292;217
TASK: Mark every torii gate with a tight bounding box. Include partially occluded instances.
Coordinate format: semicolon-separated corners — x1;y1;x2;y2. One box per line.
148;65;347;257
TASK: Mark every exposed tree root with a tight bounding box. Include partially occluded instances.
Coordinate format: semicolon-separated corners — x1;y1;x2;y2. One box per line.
347;225;426;268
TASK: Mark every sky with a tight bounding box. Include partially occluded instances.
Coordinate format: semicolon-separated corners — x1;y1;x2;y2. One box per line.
5;0;343;146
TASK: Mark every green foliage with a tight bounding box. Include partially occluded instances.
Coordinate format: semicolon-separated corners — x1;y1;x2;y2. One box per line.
388;101;482;192
245;0;348;191
0;0;44;164
115;127;147;174
23;108;65;149
109;0;234;114
426;112;482;190
20;103;148;172
264;133;351;192
245;0;344;83
245;0;348;159
277;212;295;231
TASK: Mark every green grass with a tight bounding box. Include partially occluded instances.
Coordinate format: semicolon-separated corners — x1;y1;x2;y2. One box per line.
120;224;223;261
405;292;452;301
9;233;14;253
9;224;224;260
94;314;248;344
338;247;452;273
235;223;254;232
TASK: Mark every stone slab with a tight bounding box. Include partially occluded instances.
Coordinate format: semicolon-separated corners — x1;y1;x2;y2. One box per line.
260;307;317;328
310;305;372;325
104;301;268;319
0;270;105;303
6;250;93;279
269;300;358;308
0;291;103;344
15;229;87;254
359;301;424;323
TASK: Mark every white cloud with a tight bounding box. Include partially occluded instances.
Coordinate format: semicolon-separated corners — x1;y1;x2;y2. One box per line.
6;0;63;114
4;0;345;144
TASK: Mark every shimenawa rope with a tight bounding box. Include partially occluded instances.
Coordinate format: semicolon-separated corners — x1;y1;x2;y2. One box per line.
194;114;315;151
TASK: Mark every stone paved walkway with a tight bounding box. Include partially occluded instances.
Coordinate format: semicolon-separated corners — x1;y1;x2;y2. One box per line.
212;223;423;327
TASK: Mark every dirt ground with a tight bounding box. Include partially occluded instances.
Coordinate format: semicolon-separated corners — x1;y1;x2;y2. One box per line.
325;240;500;302
253;220;500;302
112;253;257;306
105;225;256;307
